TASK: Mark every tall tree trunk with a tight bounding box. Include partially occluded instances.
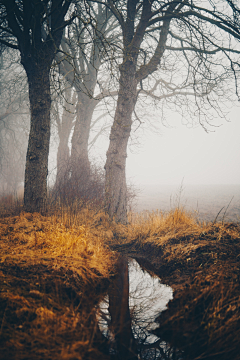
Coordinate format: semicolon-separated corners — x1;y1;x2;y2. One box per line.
24;65;51;213
104;62;137;223
55;89;75;186
56;131;71;185
71;92;95;178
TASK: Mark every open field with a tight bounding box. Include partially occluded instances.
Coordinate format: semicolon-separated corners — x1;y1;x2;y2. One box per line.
134;184;240;222
0;207;240;359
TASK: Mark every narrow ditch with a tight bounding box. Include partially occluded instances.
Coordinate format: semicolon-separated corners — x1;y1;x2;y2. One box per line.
98;257;180;359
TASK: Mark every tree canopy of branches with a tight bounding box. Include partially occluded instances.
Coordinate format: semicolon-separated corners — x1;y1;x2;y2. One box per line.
0;0;240;219
91;0;240;223
0;0;76;212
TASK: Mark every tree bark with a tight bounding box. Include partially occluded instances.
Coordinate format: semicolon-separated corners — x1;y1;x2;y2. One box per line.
23;63;51;213
71;92;96;177
56;127;71;185
104;0;173;223
0;0;72;213
104;61;137;223
55;89;75;186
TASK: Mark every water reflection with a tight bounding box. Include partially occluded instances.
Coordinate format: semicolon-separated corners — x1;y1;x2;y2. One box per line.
98;258;175;359
129;259;173;344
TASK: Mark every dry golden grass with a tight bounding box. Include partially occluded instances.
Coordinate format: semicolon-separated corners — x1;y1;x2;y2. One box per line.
119;208;240;360
105;208;240;268
0;204;240;360
1;287;106;360
127;207;239;244
0;210;117;360
127;208;202;242
0;211;116;282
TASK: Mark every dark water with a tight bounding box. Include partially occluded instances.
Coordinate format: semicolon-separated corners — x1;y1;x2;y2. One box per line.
134;184;240;222
98;259;175;359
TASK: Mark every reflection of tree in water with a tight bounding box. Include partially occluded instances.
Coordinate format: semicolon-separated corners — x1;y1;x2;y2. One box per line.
98;256;182;359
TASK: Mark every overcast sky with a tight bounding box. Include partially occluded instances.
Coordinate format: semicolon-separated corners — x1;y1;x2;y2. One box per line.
124;105;240;187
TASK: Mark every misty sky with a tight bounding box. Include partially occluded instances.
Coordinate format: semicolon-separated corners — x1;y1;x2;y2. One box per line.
50;99;240;189
124;105;240;187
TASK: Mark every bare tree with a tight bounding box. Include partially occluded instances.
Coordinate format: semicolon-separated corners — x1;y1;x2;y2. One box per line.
0;0;78;212
55;2;119;181
51;86;77;186
0;50;29;195
92;0;240;223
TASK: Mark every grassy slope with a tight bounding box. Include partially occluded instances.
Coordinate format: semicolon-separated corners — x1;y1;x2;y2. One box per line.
111;209;240;360
0;208;240;359
0;211;116;360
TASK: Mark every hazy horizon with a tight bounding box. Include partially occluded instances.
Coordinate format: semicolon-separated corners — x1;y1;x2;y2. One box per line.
88;100;240;189
132;183;240;222
125;105;240;187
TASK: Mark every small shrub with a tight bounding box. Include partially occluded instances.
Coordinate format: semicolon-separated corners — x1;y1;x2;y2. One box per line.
50;159;105;210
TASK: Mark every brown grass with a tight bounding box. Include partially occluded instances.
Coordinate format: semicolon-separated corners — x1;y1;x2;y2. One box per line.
0;211;117;360
126;207;238;243
0;205;240;359
111;208;240;360
0;211;116;280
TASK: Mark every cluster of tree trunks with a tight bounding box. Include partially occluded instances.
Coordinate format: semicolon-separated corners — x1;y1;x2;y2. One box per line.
0;0;72;212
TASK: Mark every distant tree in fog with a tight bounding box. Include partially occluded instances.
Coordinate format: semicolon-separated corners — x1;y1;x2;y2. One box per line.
0;51;29;195
51;86;76;188
54;2;119;183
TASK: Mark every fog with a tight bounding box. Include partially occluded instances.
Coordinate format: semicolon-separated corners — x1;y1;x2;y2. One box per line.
126;107;240;187
86;101;240;220
91;105;240;188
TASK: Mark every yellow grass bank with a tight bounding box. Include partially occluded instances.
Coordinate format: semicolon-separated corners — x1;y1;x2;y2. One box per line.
0;207;240;359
